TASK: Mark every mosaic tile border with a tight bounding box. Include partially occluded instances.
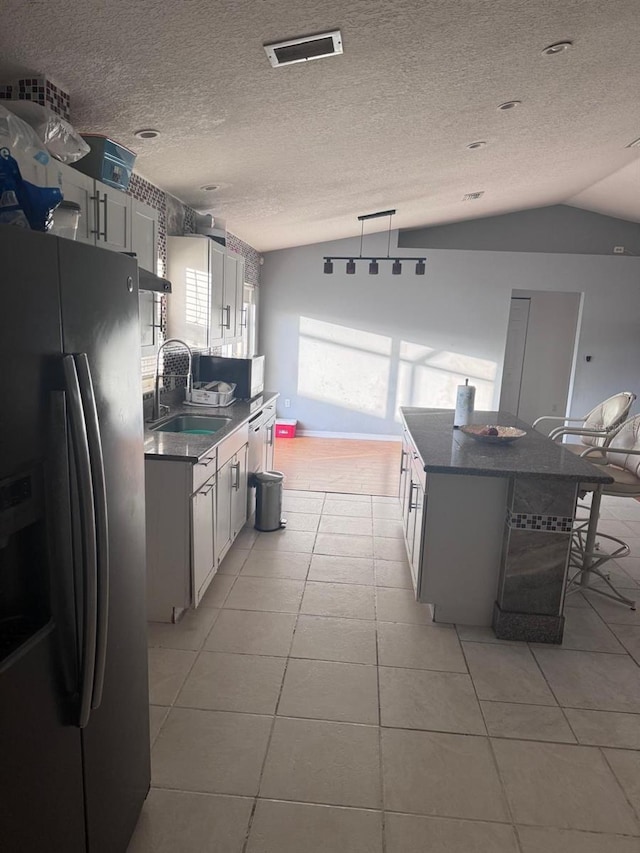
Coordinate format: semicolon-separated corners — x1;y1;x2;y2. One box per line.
507;510;573;533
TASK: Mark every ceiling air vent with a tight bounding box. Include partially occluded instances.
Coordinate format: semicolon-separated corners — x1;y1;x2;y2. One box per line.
264;31;342;68
463;191;485;201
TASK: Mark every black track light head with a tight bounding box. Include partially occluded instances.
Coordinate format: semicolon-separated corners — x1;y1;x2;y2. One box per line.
369;259;379;275
392;259;402;275
323;259;333;274
346;259;356;274
415;259;426;275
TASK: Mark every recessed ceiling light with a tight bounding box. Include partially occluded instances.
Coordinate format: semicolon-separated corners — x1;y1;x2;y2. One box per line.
467;141;487;150
542;40;573;55
200;184;219;192
133;128;160;139
463;191;485;201
497;101;521;111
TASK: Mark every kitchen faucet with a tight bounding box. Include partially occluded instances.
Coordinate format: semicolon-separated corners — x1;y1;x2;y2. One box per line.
152;337;193;421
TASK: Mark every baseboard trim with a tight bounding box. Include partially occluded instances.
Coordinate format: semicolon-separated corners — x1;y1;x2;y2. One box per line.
296;430;402;441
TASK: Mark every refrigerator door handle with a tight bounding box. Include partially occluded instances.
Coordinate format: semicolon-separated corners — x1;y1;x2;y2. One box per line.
75;353;110;712
63;355;98;729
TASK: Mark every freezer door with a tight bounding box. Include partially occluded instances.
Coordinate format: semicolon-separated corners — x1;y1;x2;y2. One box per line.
0;227;85;851
58;240;150;853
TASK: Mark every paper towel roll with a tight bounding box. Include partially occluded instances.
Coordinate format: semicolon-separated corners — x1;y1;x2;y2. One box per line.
454;378;476;427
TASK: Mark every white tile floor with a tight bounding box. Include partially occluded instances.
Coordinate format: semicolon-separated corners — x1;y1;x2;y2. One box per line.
132;491;640;852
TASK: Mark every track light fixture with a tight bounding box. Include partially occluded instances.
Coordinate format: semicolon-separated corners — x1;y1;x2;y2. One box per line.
321;209;426;276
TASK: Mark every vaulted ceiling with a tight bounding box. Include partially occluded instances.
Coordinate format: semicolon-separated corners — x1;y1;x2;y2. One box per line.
2;0;639;250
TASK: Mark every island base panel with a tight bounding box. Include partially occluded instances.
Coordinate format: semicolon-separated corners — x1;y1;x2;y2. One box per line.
419;474;508;626
493;602;565;643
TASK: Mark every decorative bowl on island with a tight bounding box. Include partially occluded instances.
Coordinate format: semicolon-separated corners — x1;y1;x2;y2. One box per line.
460;424;527;444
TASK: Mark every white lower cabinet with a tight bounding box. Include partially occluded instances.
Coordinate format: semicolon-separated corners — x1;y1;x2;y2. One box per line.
191;474;216;606
145;422;250;622
216;432;249;568
399;431;427;596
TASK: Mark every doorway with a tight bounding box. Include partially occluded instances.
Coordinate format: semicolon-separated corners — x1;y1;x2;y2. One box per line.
499;290;582;430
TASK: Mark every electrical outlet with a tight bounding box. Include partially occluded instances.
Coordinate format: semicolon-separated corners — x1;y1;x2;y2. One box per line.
284;398;291;408
614;246;625;254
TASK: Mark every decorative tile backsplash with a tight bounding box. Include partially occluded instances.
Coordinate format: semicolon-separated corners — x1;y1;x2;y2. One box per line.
2;76;72;120
507;510;573;533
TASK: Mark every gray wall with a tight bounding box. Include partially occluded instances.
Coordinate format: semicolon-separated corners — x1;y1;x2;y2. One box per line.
398;205;640;256
260;229;640;436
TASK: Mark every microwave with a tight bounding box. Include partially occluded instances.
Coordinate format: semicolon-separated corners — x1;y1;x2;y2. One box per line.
197;355;265;400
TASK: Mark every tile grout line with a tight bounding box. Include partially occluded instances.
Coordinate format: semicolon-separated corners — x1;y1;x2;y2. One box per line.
456;633;523;848
374;599;388;853
599;746;640;828
240;533;319;853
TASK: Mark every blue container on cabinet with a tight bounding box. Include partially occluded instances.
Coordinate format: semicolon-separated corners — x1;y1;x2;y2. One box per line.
71;134;137;191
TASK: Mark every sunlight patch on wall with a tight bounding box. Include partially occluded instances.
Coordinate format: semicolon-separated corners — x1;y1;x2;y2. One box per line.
396;340;497;418
298;317;391;417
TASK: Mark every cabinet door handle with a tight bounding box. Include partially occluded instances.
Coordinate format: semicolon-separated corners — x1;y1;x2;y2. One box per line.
239;307;248;329
232;461;241;490
400;449;407;473
90;192;108;240
101;193;108;240
409;482;419;511
225;305;232;329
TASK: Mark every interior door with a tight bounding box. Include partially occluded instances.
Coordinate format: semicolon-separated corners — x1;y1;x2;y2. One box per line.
57;240;149;853
498;297;530;417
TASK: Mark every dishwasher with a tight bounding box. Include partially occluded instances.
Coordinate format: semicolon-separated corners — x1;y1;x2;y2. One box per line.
247;402;276;518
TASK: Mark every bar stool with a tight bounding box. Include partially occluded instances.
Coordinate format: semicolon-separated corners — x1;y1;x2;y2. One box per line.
569;415;640;610
533;391;635;449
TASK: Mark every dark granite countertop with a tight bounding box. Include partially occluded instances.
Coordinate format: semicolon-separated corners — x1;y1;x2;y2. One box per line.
400;408;614;484
144;392;279;463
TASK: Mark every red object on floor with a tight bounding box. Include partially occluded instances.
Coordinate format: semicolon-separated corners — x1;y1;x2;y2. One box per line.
275;419;297;438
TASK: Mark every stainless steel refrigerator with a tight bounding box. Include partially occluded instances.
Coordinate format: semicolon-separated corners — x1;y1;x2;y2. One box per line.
0;226;150;852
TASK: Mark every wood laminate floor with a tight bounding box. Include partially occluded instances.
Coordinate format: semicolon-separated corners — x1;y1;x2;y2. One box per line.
274;436;401;496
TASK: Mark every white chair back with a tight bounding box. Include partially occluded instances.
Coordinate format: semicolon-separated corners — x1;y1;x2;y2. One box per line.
605;414;640;476
581;392;636;446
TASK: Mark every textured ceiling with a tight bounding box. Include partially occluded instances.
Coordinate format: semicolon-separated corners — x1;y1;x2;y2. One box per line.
1;0;639;250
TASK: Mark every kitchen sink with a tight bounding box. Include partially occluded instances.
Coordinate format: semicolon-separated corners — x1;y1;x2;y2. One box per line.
150;415;232;435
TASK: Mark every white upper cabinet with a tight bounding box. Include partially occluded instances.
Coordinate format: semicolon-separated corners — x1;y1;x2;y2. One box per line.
131;198;159;273
47;162;95;245
167;235;245;349
209;241;226;346
97;184;131;252
167;235;210;349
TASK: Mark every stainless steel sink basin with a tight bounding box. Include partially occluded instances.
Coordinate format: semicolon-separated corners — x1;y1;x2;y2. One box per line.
150;415;232;435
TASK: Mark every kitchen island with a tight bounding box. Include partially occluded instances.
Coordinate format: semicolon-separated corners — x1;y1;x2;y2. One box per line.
399;408;613;643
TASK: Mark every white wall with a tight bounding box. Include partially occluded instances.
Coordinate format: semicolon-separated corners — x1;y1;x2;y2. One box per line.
260;230;640;436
